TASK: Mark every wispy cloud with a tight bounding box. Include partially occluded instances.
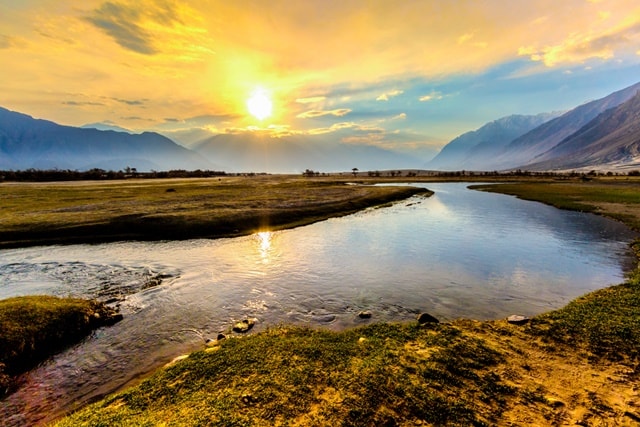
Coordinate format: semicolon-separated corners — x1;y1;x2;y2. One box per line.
111;97;147;106
297;109;352;119
376;90;403;101
519;19;640;66
296;96;326;104
419;91;444;102
84;0;207;56
62;100;105;106
0;34;23;49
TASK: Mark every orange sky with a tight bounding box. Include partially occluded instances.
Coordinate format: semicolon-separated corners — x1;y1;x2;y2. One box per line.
1;0;639;157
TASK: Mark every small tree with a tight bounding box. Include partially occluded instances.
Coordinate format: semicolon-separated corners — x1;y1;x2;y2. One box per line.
352;167;358;177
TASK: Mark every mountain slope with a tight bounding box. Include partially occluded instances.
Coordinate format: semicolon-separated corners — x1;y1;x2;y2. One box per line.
426;113;558;170
0;107;211;171
523;90;640;170
492;81;640;170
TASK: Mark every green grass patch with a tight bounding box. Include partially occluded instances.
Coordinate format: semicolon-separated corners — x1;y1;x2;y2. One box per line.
0;295;121;397
528;278;640;362
471;180;640;230
55;323;515;426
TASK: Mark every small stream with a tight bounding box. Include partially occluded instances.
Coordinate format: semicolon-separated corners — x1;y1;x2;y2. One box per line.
0;182;637;425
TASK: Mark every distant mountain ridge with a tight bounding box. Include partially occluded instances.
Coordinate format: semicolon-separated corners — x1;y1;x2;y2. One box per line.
427;113;559;170
524;90;640;170
193;133;424;173
429;80;640;171
0;107;211;171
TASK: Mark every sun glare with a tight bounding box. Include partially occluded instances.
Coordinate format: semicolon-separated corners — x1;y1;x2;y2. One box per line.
247;88;273;120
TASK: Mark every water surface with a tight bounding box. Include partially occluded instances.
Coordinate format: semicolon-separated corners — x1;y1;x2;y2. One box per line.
0;182;636;425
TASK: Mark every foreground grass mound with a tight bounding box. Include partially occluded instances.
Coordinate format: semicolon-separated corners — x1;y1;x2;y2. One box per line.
54;323;512;426
53;295;640;427
0;295;120;396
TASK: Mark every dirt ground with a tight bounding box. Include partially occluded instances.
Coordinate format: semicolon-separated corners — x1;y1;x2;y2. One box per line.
460;319;640;426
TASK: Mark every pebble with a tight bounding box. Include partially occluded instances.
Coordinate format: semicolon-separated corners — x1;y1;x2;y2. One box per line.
416;312;439;325
233;319;256;333
507;315;530;325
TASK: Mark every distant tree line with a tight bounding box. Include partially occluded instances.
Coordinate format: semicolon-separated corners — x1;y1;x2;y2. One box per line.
2;167;640;182
0;168;229;182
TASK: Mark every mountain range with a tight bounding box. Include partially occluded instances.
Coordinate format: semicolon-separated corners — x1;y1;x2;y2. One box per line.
193;133;423;173
2;80;640;173
0;107;210;172
428;81;640;171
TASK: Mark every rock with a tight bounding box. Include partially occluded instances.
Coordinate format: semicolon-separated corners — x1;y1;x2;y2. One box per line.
232;319;255;333
216;333;226;341
507;315;530;325
358;311;372;319
312;314;336;323
101;312;123;326
241;394;256;405
417;312;439;325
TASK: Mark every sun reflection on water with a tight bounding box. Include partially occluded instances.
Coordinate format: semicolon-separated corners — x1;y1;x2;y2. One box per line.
256;231;273;262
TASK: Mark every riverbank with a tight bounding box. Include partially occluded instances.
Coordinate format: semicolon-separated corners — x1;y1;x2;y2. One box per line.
0;296;121;397
49;179;640;426
0;176;431;249
52;283;640;426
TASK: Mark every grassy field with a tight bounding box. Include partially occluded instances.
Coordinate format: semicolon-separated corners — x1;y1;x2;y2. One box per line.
48;177;640;426
0;296;121;397
471;178;640;231
0;176;430;248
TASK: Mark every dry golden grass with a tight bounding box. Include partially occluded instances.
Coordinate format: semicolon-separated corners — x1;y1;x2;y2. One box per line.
0;176;430;248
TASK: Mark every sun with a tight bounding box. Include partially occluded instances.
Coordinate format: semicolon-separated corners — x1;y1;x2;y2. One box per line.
247;88;273;120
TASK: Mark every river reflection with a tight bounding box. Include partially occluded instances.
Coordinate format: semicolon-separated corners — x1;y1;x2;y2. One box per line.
0;182;637;425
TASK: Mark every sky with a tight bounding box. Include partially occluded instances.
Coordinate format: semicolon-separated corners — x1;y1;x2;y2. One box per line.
1;0;640;161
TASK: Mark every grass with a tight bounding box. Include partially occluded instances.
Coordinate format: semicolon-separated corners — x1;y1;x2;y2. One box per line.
470;178;640;230
0;295;121;397
54;323;512;426
0;176;430;248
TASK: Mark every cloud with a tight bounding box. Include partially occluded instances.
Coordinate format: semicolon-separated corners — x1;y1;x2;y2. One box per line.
111;97;146;106
85;1;160;54
391;113;407;120
419;91;444;102
296;96;326;104
376;90;403;101
62;100;105;106
519;20;640;67
0;34;23;49
458;33;474;44
297;108;352;119
85;0;206;56
121;116;154;121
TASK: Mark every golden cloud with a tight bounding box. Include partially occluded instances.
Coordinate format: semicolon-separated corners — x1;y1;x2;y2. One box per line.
297;109;352;119
295;96;327;104
376;90;403;101
518;13;640;66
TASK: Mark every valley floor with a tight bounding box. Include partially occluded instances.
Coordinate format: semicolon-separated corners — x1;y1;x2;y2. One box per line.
4;175;640;425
